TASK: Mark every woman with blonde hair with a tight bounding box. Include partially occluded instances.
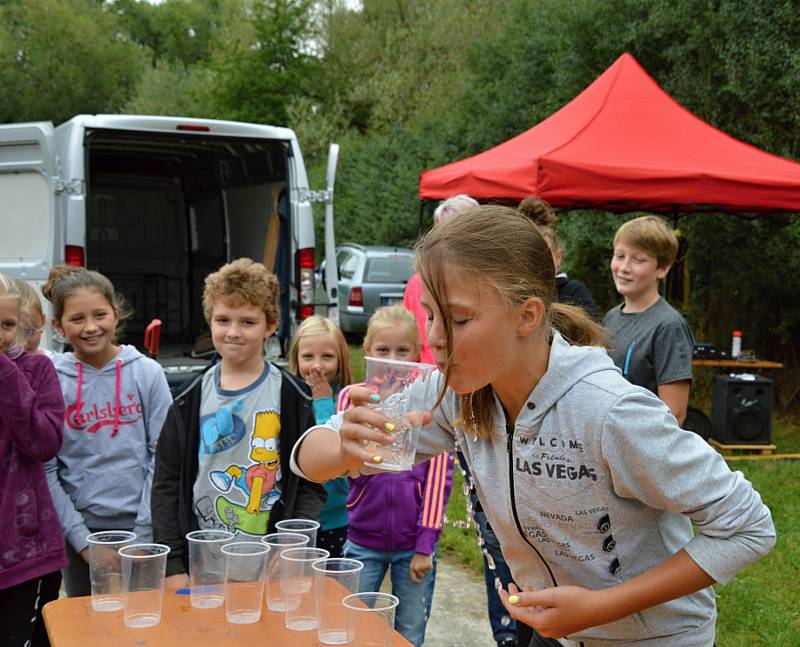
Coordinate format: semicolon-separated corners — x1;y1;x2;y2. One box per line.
292;205;774;647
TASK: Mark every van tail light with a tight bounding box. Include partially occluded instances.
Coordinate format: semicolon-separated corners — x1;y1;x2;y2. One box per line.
65;245;85;267
297;247;315;320
349;287;363;307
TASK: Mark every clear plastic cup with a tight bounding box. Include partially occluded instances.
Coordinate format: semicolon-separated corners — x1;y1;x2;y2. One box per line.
262;532;310;611
363;357;435;471
86;530;136;612
342;592;400;646
312;558;364;644
221;542;270;624
280;547;330;631
186;529;234;608
119;543;171;628
274;519;320;548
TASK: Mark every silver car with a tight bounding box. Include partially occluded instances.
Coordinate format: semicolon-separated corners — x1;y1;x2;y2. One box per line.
331;244;415;334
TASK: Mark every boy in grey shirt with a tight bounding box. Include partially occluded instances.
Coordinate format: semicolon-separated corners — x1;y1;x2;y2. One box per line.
604;216;693;425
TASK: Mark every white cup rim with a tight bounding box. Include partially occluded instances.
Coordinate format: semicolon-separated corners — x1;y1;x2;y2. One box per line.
274;519;320;531
342;592;400;611
118;543;171;559
220;541;271;557
279;547;330;563
364;356;436;373
261;532;311;547
86;530;137;546
311;558;364;574
186;530;235;543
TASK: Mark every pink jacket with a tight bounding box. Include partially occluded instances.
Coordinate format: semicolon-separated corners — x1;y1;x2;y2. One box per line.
402;273;435;365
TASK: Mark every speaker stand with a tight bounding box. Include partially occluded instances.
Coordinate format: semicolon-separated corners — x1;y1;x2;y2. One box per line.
708;438;776;457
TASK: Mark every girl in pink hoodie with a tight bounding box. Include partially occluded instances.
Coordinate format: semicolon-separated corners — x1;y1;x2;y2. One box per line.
0;274;66;647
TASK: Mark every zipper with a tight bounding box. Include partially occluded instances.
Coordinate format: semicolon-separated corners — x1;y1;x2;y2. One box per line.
506;420;558;588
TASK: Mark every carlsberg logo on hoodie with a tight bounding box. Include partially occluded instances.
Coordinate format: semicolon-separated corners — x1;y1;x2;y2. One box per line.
48;345;172;552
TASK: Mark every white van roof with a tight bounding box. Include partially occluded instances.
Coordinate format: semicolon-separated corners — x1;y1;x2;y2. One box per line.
65;114;296;141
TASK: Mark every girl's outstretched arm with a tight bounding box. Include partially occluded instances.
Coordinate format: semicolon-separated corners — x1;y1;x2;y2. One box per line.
291;386;431;482
499;549;714;638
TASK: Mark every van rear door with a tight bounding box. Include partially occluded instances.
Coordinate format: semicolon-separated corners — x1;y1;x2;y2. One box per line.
0;122;62;280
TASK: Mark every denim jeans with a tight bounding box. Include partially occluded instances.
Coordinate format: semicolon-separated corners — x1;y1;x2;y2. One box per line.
343;540;436;647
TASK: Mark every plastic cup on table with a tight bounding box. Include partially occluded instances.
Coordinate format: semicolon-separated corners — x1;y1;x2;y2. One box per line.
274;518;320;548
220;542;270;624
119;543;171;628
312;558;364;644
86;530;136;612
342;592;400;646
261;532;310;611
280;547;330;631
186;529;234;608
363;356;435;471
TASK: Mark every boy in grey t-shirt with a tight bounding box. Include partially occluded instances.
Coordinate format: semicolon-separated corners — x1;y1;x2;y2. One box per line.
604;216;693;424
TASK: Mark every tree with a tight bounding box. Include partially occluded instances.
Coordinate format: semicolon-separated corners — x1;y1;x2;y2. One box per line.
0;0;146;124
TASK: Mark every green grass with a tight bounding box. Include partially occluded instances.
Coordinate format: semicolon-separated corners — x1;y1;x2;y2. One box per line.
714;459;800;645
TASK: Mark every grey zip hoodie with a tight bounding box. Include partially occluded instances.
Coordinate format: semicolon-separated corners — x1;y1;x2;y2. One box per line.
294;332;775;646
45;345;172;552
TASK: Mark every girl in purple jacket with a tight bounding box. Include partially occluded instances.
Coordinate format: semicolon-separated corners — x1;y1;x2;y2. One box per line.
0;274;66;647
341;306;454;647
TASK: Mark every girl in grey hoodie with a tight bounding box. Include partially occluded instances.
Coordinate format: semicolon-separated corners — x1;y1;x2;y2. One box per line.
43;267;172;597
291;206;776;647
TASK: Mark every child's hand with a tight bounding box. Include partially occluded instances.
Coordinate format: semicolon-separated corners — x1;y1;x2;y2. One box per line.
307;365;333;400
409;553;433;582
80;547;90;563
338;387;432;469
499;582;610;638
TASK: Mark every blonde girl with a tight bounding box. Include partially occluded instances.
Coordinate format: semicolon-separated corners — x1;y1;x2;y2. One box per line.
42;265;172;597
14;278;47;352
292;206;774;647
288;315;351;556
0;273;65;647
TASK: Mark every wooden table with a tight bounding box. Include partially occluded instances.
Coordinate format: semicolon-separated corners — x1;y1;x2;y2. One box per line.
43;589;413;647
692;358;784;370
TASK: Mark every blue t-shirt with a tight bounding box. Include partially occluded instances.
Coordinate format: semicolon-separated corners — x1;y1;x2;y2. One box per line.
313;390;349;531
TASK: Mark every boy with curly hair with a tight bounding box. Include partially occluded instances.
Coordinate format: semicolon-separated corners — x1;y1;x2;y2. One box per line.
152;258;326;587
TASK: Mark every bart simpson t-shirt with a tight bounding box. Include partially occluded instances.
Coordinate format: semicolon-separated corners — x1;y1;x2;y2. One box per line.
193;360;282;538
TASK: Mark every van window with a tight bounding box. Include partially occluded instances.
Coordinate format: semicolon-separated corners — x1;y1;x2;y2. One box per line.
0;172;49;260
365;255;413;283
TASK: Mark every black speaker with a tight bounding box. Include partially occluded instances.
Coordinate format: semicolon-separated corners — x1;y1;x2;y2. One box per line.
711;374;773;444
683;406;711;441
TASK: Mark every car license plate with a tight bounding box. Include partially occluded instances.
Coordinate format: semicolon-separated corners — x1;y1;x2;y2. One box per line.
381;296;402;306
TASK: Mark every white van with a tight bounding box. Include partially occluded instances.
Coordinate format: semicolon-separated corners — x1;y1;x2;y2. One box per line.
0;114;337;385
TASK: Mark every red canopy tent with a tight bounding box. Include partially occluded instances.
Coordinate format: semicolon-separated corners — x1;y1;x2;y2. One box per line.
419;53;800;213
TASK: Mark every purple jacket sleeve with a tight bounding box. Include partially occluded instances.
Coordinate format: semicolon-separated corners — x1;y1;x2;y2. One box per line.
0;352;64;461
415;452;455;555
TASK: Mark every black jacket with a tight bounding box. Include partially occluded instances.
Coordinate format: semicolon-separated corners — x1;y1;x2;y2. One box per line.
151;363;327;576
556;274;597;320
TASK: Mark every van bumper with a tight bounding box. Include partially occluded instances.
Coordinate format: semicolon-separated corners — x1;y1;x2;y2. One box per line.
339;311;369;334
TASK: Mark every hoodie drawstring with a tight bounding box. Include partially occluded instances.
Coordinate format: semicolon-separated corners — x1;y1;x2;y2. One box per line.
113;358;122;436
75;362;84;411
